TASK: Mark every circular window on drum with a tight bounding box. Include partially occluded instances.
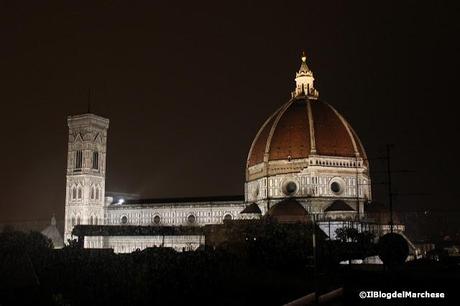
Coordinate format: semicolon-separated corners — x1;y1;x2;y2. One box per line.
187;214;196;224
223;214;232;222
329;178;345;195
283;181;298;196
153;215;161;225
120;216;128;224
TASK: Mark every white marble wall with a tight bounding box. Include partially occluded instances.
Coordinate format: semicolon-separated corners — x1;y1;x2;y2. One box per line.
106;202;246;226
246;156;371;205
85;235;204;253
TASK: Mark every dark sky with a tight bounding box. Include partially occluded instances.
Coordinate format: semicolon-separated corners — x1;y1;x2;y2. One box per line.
0;1;458;223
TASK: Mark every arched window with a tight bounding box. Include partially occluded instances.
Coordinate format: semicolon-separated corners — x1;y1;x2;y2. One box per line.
96;188;100;200
71;217;75;226
91;187;95;199
90;216;93;225
94;217;98;225
223;214;232;221
75;150;83;170
153;215;161;225
121;216;128;224
77;188;82;199
72;188;77;199
77;216;81;225
92;151;99;170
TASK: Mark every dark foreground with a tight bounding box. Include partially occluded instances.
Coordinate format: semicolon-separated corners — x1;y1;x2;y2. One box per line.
1;230;459;305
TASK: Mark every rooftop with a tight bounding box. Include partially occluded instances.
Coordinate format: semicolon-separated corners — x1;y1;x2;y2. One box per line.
110;195;245;206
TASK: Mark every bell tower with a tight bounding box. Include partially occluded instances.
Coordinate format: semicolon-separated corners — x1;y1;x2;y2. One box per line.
64;113;109;243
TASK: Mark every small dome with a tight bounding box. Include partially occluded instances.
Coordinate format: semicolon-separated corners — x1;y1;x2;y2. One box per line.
41;216;64;248
247;97;366;168
267;198;310;223
324;200;355;212
241;203;262;214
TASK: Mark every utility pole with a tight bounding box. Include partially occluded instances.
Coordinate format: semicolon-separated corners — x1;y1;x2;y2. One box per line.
386;144;394;233
355;156;360;221
311;213;318;304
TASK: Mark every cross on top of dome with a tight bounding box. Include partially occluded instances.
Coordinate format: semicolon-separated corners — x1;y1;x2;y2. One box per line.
293;52;319;99
299;51;309;73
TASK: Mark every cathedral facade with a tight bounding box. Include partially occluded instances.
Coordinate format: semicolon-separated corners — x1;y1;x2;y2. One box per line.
64;55;373;253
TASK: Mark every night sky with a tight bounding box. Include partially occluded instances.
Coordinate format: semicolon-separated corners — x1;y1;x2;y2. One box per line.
0;1;458;223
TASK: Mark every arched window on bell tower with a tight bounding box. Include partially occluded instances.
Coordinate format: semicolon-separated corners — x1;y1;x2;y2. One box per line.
75;150;83;171
92;151;99;170
91;186;95;199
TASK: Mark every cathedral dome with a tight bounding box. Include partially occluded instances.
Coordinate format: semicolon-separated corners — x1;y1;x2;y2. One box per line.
246;53;367;181
247;97;366;167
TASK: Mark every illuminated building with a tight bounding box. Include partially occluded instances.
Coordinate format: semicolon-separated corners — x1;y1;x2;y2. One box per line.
64;54;384;253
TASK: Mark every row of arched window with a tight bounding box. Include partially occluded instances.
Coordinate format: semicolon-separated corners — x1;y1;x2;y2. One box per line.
90;185;101;200
309;159;362;168
70;185;101;201
71;216;80;226
71;186;83;200
71;215;99;226
74;150;99;170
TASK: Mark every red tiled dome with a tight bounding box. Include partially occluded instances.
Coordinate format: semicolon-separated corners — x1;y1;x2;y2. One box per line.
247;97;366;167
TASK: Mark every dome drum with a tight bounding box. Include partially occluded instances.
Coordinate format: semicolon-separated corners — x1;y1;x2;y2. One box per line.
246;172;371;203
247;155;368;182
